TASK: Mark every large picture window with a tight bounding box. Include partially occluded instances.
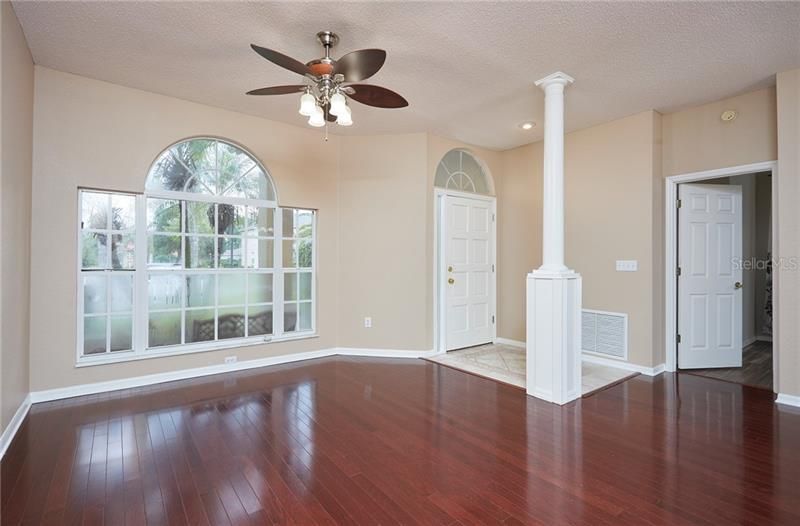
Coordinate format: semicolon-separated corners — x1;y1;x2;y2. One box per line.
77;138;316;364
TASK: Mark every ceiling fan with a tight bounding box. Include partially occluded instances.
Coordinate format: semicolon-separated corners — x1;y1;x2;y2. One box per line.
246;31;408;128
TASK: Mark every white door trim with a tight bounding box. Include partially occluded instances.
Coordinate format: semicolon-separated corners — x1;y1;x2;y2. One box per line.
664;161;778;390
433;189;497;354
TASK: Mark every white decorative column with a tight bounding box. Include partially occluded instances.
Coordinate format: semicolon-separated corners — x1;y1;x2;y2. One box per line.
526;72;582;405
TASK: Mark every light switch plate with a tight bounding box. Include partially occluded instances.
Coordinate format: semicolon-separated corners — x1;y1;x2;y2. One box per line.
616;260;638;272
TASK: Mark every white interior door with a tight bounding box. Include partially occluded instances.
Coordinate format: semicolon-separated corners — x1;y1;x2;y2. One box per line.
678;183;743;369
444;195;493;351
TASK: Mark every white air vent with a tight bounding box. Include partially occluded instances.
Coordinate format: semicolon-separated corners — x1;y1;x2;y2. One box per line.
582;309;627;360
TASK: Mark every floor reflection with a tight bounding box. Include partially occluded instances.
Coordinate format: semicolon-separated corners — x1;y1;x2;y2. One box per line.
3;359;799;525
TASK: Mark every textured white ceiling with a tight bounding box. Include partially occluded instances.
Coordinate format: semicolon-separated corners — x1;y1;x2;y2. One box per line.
12;1;800;150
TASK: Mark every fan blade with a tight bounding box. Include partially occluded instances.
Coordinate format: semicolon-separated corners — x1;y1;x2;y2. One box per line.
346;84;408;108
334;49;386;81
246;85;306;96
250;44;311;77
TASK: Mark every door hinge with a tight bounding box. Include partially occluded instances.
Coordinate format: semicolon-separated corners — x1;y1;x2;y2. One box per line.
676;266;682;276
492;315;495;324
677;334;682;344
492;264;495;272
492;213;495;222
676;199;682;209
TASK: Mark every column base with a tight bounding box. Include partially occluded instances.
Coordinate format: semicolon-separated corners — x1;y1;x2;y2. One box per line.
526;271;582;405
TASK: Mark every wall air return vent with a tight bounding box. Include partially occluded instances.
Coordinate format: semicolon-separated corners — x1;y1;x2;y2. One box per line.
581;309;628;360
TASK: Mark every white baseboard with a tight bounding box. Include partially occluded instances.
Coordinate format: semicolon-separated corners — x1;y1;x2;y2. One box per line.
335;347;437;358
756;335;773;343
495;340;667;376
494;337;526;348
0;394;32;460
776;393;800;408
29;347;434;404
582;354;666;377
30;349;336;403
743;336;757;347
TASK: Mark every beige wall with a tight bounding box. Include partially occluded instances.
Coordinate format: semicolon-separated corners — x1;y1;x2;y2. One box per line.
335;133;501;351
20;62;799;400
497;111;663;368
496;142;543;341
651;112;665;367
564;111;663;369
497;85;780;372
337;133;429;349
662;87;777;176
1;2;34;431
776;69;800;397
30;67;340;391
28;68;500;393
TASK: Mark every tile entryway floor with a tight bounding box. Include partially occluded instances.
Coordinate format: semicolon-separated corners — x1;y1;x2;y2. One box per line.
426;343;637;395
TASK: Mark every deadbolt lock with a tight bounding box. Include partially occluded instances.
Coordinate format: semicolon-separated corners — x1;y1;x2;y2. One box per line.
447;266;453;272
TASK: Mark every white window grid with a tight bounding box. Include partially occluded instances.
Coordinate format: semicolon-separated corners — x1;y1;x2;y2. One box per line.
280;208;314;333
77;190;138;357
77;188;317;365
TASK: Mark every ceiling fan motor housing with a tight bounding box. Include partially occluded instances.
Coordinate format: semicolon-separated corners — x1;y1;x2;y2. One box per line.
308;31;339;77
307;59;335;77
316;31;339;49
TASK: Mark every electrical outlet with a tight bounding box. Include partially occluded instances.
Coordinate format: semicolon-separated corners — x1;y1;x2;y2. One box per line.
615;260;638;272
224;356;237;364
364;317;372;328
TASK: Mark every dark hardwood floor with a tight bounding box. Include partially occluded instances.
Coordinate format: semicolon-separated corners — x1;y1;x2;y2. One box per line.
684;340;773;389
2;356;799;525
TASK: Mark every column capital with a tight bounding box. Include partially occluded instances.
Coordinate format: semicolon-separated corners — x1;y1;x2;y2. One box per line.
534;71;575;90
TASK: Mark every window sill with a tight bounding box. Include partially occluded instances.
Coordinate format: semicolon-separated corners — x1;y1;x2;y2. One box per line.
75;332;319;368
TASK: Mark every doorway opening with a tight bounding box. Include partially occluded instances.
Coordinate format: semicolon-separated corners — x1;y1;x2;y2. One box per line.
432;149;497;355
665;161;777;391
433;191;497;352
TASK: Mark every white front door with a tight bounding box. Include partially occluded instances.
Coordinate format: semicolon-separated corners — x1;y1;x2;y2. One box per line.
444;195;494;350
678;184;743;369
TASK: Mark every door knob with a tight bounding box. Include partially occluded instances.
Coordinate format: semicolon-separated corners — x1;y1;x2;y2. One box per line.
448;278;455;284
447;266;453;272
734;281;743;289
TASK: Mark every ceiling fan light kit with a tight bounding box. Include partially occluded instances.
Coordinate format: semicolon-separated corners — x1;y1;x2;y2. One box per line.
247;31;408;133
329;92;347;116
298;89;316;116
308;105;326;127
337;106;353;126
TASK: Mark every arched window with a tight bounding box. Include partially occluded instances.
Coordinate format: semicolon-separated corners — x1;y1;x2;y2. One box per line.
145;138;277;202
434;149;492;195
77;138;315;364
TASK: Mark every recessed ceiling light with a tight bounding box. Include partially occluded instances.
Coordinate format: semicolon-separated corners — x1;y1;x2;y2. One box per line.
519;121;535;130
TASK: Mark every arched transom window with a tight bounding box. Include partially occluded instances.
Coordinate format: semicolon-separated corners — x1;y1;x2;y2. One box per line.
435;149;492;195
76;138;315;364
146;138;277;201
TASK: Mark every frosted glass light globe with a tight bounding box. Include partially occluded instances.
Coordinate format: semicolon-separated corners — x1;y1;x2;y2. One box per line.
337;106;353;126
299;92;316;116
329;92;347;117
308;105;325;127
